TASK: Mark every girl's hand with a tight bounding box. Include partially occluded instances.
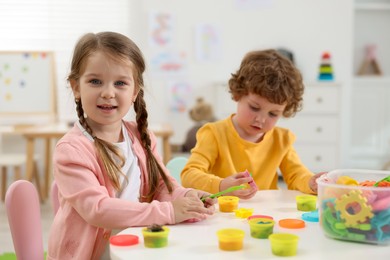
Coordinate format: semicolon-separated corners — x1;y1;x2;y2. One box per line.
309;172;328;193
220;173;257;200
171;191;215;223
185;189;217;209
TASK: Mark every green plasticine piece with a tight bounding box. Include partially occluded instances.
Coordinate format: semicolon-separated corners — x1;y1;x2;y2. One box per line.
359;224;372;231
346;232;366;241
323;209;347;237
200;185;244;202
373;175;390;187
334;222;346;230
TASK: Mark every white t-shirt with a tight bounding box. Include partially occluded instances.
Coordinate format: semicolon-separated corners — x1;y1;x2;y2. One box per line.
76;121;141;201
114;125;141;201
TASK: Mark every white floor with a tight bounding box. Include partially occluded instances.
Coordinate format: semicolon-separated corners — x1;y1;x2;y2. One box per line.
0;178;287;254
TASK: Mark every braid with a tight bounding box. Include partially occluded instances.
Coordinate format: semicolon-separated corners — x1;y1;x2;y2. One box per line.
75;99;126;191
134;90;173;202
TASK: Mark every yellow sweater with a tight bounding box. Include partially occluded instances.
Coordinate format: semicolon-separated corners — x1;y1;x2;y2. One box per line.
181;115;315;194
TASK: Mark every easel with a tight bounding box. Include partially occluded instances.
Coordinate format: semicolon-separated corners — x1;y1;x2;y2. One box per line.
0;51;57;202
358;44;382;76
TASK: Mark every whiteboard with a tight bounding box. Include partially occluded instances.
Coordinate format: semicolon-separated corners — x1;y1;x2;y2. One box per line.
0;51;57;119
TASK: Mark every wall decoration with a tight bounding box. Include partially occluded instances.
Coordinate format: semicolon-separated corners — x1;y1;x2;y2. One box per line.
150;51;188;78
358;44;382;76
148;12;175;48
167;81;192;113
195;24;222;62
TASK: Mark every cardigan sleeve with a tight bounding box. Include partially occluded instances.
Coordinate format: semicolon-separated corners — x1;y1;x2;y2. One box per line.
278;131;315;194
54;139;177;229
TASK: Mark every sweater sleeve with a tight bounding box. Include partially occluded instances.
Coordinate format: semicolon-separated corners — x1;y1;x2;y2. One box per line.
181;124;223;194
279;131;315;194
54;140;177;229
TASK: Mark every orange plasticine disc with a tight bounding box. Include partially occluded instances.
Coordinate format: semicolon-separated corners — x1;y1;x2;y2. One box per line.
279;218;305;229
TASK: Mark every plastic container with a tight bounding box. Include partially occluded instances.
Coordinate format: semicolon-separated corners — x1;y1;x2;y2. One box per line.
218;196;239;212
247;214;273;221
141;226;170;248
296;194;317;211
216;228;245;251
269;233;299;256
317;169;390;245
248;218;275;239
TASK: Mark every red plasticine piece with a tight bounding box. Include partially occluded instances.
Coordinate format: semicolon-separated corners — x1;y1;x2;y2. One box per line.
110;234;139;246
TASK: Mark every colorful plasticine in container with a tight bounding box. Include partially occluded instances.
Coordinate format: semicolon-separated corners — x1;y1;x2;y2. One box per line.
317;169;390;245
269;233;299;256
296;195;317;211
248;218;275;239
141;224;170;248
218;196;240;212
216;228;245;251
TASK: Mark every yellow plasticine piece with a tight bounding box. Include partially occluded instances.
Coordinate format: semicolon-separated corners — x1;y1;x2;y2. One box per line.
336;176;359;186
234;208;254;218
335;190;374;227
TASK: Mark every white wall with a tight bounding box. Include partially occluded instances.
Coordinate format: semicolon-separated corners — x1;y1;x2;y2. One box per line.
0;0;354;167
132;0;353;169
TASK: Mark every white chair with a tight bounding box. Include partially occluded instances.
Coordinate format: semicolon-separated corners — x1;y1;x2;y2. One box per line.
0;154;41;201
166;157;188;184
0;126;41;201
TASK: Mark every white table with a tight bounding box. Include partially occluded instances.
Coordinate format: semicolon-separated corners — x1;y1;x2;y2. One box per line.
110;190;389;260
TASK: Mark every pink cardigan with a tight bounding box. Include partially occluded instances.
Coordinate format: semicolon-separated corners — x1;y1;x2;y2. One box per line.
47;121;191;259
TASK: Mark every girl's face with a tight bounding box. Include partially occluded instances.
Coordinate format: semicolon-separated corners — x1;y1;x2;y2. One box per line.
233;93;286;142
71;51;138;134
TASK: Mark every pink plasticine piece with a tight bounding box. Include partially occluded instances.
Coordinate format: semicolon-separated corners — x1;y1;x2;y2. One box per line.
372;196;390;212
242;170;258;190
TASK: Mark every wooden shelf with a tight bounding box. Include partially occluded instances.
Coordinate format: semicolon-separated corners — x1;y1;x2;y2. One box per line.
353;76;390;84
355;3;390;10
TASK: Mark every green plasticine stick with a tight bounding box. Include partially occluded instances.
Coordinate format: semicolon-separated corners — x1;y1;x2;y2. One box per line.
200;185;245;202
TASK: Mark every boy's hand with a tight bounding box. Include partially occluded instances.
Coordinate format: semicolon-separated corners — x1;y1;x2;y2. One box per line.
220;172;257;199
309;172;328;193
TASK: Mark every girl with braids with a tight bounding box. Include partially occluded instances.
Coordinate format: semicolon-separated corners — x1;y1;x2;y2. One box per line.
48;32;215;260
181;49;327;199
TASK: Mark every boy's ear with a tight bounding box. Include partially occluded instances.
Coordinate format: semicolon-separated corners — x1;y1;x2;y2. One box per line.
70;79;80;99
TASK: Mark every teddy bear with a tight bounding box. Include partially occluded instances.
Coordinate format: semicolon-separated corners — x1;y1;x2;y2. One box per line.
182;97;216;152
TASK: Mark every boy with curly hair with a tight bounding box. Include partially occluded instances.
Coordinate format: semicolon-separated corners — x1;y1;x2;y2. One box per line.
181;49;326;199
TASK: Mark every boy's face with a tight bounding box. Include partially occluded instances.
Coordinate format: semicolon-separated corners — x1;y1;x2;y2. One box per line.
234;93;286;141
